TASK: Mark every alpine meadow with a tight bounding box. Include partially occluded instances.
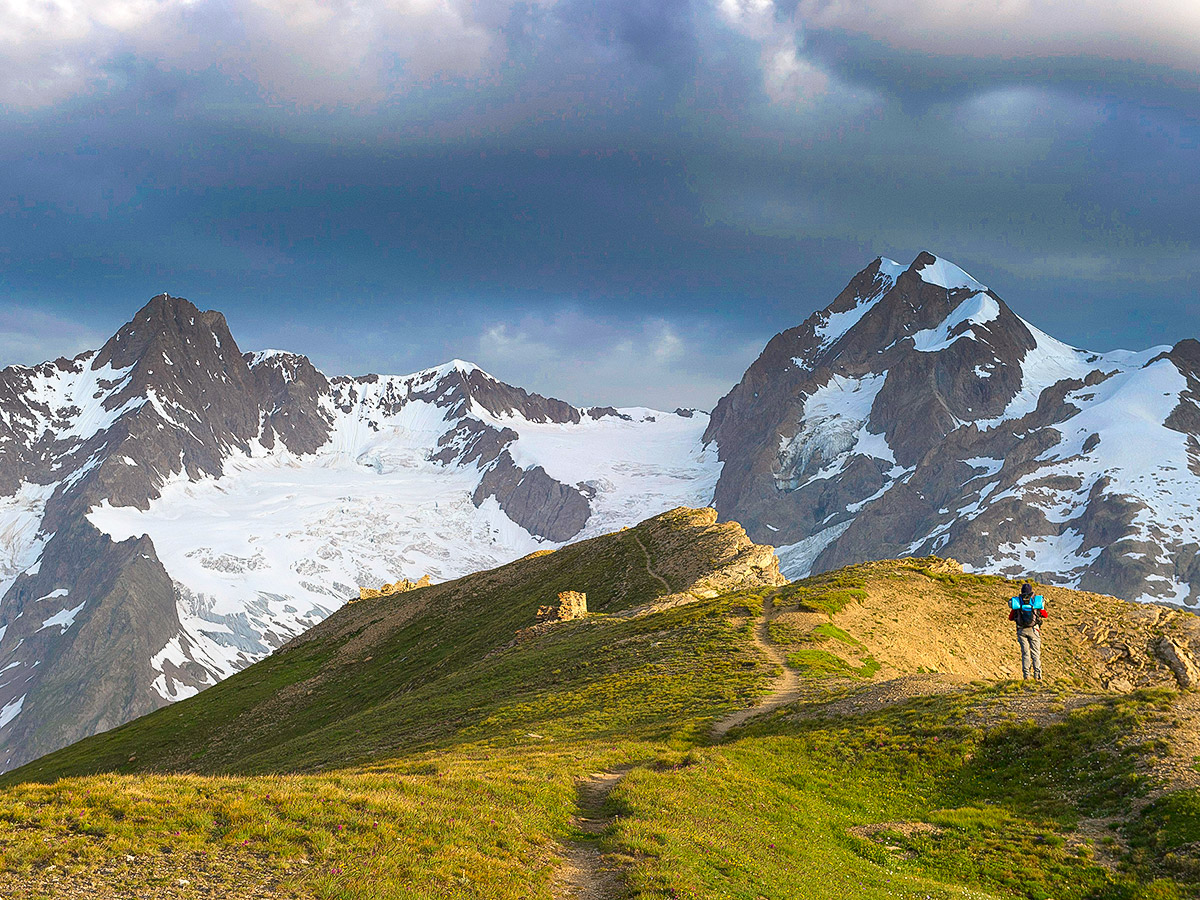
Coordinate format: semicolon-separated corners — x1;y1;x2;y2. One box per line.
1;508;1199;899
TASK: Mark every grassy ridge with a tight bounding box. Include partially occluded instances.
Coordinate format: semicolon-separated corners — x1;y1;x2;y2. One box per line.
6;514;736;781
1;514;1198;898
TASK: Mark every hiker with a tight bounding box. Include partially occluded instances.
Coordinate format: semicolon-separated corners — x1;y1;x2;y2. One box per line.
1008;582;1047;681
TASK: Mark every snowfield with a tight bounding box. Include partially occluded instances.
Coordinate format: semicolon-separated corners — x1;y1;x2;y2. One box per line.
87;368;720;698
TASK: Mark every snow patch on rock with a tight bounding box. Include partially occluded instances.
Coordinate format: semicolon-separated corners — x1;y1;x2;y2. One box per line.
776;521;854;579
0;483;55;602
916;256;988;293
38;600;86;635
912;294;1002;353
776;373;893;491
0;695;23;728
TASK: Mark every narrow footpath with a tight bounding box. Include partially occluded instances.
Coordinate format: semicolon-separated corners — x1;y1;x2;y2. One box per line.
556;769;628;900
558;547;802;897
632;533;672;595
710;602;804;740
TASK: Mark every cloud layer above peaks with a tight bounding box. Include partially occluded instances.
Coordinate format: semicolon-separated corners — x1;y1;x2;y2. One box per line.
5;0;1199;108
1;0;1198;407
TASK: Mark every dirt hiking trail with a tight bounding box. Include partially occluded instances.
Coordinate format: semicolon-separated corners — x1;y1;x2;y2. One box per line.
710;602;804;740
555;769;629;900
632;533;672;596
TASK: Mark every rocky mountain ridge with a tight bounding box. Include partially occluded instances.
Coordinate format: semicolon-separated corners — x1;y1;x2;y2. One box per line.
706;252;1200;607
0;295;716;770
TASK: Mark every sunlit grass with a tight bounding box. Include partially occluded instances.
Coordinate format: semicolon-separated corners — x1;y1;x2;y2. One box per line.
1;534;1197;899
0;742;661;898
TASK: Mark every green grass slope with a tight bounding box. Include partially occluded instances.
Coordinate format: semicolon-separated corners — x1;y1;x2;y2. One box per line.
6;507;781;780
0;511;1198;900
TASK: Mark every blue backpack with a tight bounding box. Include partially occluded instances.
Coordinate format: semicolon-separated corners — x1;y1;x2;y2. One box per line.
1010;594;1044;628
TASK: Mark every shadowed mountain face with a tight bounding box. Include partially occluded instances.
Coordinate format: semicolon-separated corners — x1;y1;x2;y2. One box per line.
706;252;1200;607
0;296;716;772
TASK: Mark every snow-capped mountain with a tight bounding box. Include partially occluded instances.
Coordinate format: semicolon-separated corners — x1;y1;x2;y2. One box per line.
0;295;717;771
4;252;1200;771
707;251;1200;606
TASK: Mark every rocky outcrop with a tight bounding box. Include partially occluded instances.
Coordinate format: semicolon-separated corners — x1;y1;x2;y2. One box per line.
633;507;788;604
536;590;588;623
1154;635;1200;689
356;574;432;602
473;451;592;541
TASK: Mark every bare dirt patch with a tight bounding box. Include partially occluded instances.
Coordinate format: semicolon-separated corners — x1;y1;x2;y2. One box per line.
803;674;973;720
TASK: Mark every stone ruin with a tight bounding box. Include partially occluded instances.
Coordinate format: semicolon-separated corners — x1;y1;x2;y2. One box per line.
536;590;588;624
354;574;432;602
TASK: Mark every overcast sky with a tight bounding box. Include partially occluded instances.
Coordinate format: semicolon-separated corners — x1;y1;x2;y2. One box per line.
1;0;1197;408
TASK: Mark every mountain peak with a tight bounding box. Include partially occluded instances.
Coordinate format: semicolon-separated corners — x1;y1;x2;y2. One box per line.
93;294;237;373
145;292;199;313
446;358;481;375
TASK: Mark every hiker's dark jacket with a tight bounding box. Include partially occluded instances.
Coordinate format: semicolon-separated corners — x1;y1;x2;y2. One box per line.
1008;607;1048;625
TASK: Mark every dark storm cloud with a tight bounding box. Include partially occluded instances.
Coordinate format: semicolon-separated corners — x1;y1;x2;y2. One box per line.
0;0;1197;405
804;30;1200;108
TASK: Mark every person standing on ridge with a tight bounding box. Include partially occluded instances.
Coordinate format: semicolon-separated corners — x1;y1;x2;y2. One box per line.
1008;582;1047;681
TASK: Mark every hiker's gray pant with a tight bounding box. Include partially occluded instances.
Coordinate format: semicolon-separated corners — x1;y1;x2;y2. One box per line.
1017;627;1042;680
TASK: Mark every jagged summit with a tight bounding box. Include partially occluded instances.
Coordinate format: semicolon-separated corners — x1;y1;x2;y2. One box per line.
707;252;1200;610
0;293;717;773
94;294;236;371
